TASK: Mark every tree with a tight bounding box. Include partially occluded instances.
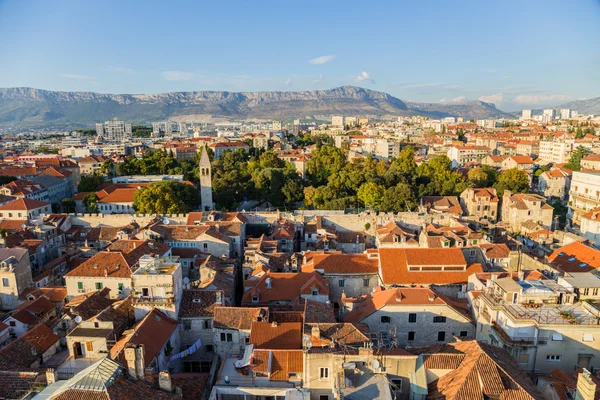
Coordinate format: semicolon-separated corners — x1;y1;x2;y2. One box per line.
99;159;115;177
380;183;419;212
78;174;105;193
82;193;99;213
494;168;530;196
61;198;76;213
0;176;17;185
357;182;385;209
281;178;304;206
576;126;584;139
565;146;591;171
133;181;201;214
306;145;346;186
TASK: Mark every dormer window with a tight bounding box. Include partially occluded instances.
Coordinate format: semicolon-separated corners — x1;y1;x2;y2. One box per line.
312;289;319;296
252;295;259;303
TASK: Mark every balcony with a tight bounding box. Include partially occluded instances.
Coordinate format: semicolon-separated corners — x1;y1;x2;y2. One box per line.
132;296;175;306
491;322;539;346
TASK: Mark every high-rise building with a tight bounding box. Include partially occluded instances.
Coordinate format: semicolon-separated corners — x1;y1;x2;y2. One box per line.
331;115;344;127
560;108;572;120
542;109;556;124
521;109;532;119
97;118;132;142
199;146;213;211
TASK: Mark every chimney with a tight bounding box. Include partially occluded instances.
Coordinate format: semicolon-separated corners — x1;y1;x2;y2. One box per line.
576;369;597;400
134;345;145;379
517;271;525;281
272;321;278;328
215;291;223;305
265;277;272;289
46;368;57;385
491;274;498;282
158;370;173;392
124;347;137;378
311;325;320;339
104;269;108;277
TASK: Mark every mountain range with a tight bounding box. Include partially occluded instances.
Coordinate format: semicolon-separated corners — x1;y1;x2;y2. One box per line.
0;86;596;131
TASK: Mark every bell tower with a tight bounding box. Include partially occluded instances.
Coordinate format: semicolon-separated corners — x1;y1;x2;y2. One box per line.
199;146;213;211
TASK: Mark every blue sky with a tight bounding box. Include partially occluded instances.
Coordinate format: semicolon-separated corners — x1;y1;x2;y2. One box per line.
0;0;599;111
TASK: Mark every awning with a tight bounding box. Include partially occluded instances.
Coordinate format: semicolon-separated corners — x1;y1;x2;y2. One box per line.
583;334;594;342
235;344;254;368
552;333;563;341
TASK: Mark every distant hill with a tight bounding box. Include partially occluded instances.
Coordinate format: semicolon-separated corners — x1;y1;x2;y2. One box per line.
0;86;513;130
555;97;600;116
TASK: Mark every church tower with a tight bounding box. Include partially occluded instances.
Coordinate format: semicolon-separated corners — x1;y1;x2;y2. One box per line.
199;146;213;211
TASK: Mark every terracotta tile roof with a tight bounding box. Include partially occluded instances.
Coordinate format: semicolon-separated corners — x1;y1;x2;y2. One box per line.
509;155;534;164
305;323;370;347
0;323;59;370
0;219;27;231
0;371;40;400
378;248;480;285
110;309;178;368
11;295;56;322
64;289;115;320
421;196;463;214
241;272;330;305
548;241;600;273
65;252;133;278
582;207;600;222
213;306;268;330
480;243;511;259
343;287;472;323
106;239;171;266
0;198;50;211
249;321;302;349
97;187;138;203
303;253;379;274
179;289;221;318
413;341;543;400
252;349;303;380
304;299;337;323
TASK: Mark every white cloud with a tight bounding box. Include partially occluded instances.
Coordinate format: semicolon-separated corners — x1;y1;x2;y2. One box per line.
487;69;497;73
309;55;336;65
438;98;447;103
355;71;375;84
162;71;196;81
450;96;466;103
285;77;292;87
513;93;572;105
60;73;94;80
479;93;504;105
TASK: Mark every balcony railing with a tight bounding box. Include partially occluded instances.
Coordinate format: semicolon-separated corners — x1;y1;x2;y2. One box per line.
491;322;541;346
132;296;175;305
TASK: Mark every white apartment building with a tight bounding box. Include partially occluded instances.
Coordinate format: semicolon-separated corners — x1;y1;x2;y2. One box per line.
521;109;532;119
539;139;573;164
331;115;344;127
542;109;556;124
560;108;572;120
569;171;600;225
447;145;490;167
96;118;132;142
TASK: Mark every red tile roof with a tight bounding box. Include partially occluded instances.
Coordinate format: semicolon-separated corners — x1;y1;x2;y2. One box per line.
249;322;302;349
0;198;50;211
548;241;600;273
303;253;379;274
65;252;132;278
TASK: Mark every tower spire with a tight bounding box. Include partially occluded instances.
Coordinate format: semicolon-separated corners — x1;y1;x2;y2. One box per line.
199;146;213;211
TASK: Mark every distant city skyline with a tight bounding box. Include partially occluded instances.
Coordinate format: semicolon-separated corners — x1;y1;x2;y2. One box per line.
0;0;599;111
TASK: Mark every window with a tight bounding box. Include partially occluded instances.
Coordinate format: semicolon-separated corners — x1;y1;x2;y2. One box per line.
408;331;415;341
205;345;214;353
319;396;330;400
408;313;417;323
381;316;391;323
77;282;84;292
252;295;259;303
142;288;149;297
2;278;8;287
220;333;226;341
94;322;99;328
338;280;345;287
95;282;103;290
460;331;468;337
546;355;561;362
363;279;369;287
9;321;15;327
518;353;529;364
86;342;93;352
118;283;124;291
433;316;447;323
319;367;329;379
183;320;192;330
203;243;208;250
203;320;211;329
437;331;446;342
227;333;232;342
312;289;319;296
391;379;403;393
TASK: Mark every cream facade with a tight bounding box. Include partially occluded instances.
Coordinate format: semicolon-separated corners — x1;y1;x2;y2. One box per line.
569;171;600;225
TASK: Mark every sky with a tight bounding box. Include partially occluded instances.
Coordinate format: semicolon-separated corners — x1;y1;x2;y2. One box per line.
0;0;599;111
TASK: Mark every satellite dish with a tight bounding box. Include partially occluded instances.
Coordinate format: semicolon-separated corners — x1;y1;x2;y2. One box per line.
183;277;190;285
163;219;170;225
74;315;83;324
371;360;380;370
306;341;312;349
302;335;309;343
